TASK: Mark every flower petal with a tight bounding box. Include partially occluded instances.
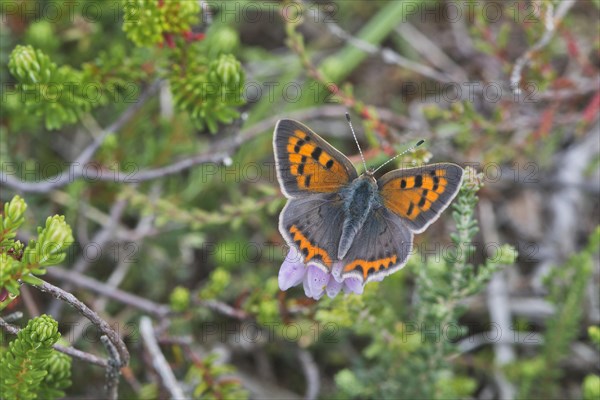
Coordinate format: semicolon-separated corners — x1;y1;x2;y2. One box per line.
307;263;330;299
303;273;313;297
312;289;325;300
331;261;344;283
278;251;306;291
343;277;364;294
326;277;343;298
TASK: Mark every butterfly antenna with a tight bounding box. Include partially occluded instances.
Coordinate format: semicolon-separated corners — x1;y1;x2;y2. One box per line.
345;113;368;173
372;139;425;174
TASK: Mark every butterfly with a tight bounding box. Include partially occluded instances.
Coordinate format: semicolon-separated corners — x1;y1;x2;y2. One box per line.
273;118;464;287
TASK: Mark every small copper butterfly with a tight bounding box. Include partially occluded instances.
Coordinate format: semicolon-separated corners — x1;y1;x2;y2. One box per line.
273;117;463;297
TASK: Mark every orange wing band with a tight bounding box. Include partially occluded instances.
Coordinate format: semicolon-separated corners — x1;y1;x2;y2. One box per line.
343;255;398;280
289;225;332;267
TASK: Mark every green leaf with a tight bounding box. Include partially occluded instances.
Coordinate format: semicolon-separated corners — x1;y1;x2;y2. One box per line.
20;274;44;286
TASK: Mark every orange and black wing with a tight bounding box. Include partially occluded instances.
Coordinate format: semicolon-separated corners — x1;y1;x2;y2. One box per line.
377;163;464;233
274;119;358;198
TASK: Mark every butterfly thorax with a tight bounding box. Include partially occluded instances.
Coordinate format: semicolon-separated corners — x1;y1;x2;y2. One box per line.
338;174;381;259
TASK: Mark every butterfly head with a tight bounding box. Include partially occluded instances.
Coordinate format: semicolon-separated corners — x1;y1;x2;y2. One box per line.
358;168;378;186
363;167;377;178
341;170;379;200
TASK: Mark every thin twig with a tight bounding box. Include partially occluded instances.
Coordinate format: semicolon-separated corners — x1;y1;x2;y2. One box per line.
49;190;156;241
509;298;555;319
0;316;23;335
101;335;122;400
297;349;320;400
395;23;468;82
2;311;23;323
480;200;515;365
200;299;249;320
75;81;162;168
0;316;108;368
46;267;171;318
53;343;108;368
0;81;160;193
479;199;515;400
47;197;129;317
456;331;544;354
0;104;417;195
48;267;249;321
32;279;130;366
67;189;159;343
325;20;456;84
140;316;185;399
510;0;577;93
111;151;231;182
532;122;600;292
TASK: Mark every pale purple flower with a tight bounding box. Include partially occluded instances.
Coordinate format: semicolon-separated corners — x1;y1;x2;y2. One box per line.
305;263;329;299
331;261;344;283
278;249;368;300
342;277;364;295
278;254;306;291
325;277;343;298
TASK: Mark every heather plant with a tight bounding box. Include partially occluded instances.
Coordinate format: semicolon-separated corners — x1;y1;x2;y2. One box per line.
0;315;71;400
320;169;517;399
0;196;73;310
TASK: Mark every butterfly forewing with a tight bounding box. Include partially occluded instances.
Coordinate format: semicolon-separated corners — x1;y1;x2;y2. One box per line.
377;163;464;233
274;119;358;198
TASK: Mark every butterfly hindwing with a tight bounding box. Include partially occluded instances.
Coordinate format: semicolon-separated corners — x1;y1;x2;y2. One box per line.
341;208;413;283
279;193;345;271
274;119;358;198
378;163;464;233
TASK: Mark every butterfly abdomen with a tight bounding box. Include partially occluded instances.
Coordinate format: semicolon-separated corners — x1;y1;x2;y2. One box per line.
338;176;381;259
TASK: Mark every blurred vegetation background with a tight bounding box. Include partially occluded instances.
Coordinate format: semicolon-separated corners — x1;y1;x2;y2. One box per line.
1;1;599;399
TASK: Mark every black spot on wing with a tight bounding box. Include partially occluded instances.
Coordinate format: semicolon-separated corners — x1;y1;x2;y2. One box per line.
311;147;322;161
415;175;423;188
